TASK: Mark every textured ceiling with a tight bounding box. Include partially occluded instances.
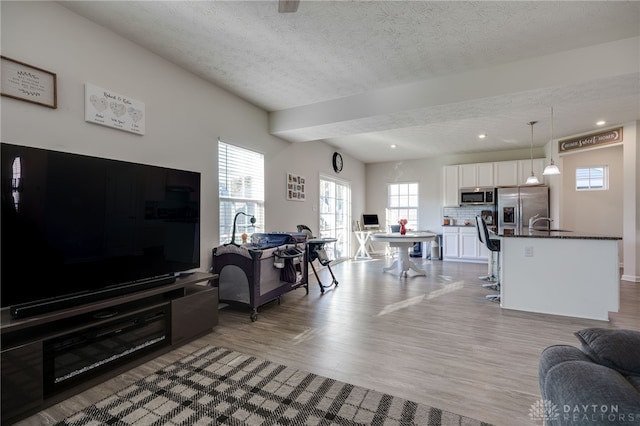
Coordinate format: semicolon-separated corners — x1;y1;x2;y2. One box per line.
59;1;640;163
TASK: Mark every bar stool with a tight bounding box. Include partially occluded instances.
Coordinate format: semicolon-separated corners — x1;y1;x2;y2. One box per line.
475;216;500;302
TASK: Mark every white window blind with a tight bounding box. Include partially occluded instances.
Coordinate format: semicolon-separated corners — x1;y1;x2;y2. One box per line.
218;141;264;245
576;166;607;190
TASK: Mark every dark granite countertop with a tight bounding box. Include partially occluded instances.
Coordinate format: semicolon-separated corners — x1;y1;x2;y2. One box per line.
494;227;621;240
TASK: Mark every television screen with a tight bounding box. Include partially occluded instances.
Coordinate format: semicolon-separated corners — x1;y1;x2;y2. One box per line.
1;143;201;317
362;214;379;228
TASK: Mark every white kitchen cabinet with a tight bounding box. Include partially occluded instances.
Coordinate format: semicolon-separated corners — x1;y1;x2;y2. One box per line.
458;163;494;188
494;160;519;186
442;226;487;263
477;162;494;187
442;227;459;258
443;159;546;206
460;227;480;258
443;165;459;207
458;164;477;188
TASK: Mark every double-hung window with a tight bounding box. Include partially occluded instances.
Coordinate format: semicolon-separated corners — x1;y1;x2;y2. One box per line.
218;140;264;245
387;182;419;230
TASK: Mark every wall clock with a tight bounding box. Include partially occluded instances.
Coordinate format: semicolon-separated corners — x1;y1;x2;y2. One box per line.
332;152;343;173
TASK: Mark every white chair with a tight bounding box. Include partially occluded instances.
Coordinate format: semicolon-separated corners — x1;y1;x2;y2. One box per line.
386;225;401;257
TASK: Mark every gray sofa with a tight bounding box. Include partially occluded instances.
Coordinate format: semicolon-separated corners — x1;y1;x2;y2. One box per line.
539;328;640;426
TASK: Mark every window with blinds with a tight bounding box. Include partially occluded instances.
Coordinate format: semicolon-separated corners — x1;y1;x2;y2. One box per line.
576;166;607;190
218;141;264;245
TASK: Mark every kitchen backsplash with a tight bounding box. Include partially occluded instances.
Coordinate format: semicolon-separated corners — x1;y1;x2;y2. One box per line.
443;206;495;226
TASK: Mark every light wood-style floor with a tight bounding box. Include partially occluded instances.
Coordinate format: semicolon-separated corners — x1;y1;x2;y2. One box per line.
15;257;640;426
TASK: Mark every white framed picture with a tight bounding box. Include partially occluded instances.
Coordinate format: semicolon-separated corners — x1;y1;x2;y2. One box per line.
85;83;145;135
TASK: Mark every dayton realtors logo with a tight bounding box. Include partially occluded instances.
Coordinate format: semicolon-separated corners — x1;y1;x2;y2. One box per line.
529;399;560;422
529;400;638;424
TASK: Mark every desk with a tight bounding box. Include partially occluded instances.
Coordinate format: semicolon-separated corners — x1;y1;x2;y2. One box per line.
371;232;436;276
353;231;375;259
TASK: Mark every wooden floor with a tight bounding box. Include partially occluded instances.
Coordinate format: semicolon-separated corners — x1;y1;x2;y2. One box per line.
15;257;640;426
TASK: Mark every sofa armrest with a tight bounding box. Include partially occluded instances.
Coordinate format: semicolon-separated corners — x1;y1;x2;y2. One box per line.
539;345;640;425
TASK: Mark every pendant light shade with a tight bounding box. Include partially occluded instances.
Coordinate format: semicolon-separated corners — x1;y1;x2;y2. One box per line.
525;121;540;185
543;161;560;176
525;174;540;185
543;106;561;176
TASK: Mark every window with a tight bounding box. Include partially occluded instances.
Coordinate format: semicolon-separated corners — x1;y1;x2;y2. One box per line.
218;140;264;245
576;166;607;190
387;183;418;230
319;177;351;260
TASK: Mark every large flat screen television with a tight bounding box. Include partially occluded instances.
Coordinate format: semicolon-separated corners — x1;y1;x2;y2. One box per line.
1;143;201;318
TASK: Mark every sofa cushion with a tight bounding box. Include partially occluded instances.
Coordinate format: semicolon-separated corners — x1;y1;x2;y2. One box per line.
574;328;640;376
628;375;640;394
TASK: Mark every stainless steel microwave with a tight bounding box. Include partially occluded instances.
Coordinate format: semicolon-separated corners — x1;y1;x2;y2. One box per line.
459;187;495;205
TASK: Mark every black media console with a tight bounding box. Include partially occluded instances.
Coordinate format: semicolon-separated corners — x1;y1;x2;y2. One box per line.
0;272;218;424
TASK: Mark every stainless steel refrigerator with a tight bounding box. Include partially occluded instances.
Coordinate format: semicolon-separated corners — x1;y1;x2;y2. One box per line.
497;186;550;232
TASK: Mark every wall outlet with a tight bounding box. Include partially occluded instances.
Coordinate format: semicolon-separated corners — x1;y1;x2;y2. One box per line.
524;246;534;257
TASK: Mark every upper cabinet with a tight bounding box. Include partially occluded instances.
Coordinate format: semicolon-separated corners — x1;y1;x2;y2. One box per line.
459;163;494;188
443;159;547;205
443;165;459;207
477;163;494;187
494;160;519;187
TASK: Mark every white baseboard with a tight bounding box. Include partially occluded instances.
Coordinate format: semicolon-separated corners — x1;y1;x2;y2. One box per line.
621;274;640;283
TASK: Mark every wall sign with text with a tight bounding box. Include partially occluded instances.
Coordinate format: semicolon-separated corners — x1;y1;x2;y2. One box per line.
559;127;622;153
1;56;57;109
84;83;145;135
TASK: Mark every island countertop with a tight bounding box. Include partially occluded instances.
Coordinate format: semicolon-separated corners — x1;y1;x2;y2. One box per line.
494;227;621;240
497;228;620;321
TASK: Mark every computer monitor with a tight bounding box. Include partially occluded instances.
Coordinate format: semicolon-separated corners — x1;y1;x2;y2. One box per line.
362;214;380;230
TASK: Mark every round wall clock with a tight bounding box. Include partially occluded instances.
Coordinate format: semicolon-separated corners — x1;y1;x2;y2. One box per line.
332;152;343;173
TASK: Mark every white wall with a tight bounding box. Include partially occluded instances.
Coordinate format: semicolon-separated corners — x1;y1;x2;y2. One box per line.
559;145;623;234
0;1;366;269
365;147;542;232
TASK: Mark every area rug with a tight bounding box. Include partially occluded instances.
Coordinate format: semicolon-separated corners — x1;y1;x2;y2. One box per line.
58;346;492;426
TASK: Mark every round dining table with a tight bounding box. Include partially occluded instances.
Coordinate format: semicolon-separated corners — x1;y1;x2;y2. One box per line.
370;232;437;276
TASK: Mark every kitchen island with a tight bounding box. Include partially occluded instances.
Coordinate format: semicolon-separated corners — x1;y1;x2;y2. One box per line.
496;228;621;321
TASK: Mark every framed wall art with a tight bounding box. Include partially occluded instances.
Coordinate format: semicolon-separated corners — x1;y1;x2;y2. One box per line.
84;83;145;135
1;56;57;109
286;172;306;201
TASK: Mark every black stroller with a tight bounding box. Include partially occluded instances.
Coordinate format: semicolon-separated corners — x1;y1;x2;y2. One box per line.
297;225;339;293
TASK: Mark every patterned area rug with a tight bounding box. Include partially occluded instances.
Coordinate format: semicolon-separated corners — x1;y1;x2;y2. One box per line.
58;346;492;426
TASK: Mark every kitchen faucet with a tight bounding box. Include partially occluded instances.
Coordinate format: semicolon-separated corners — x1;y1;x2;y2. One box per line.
529;214;553;228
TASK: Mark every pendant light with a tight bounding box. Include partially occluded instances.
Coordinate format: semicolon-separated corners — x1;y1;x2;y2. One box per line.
525;121;540;185
543;106;561;176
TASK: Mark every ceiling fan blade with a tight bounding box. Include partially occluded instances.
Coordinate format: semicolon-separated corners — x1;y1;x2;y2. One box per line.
278;0;299;13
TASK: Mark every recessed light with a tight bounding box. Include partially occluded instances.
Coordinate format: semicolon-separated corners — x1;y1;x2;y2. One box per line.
596;120;606;126
390;144;397;149
478;134;487;139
